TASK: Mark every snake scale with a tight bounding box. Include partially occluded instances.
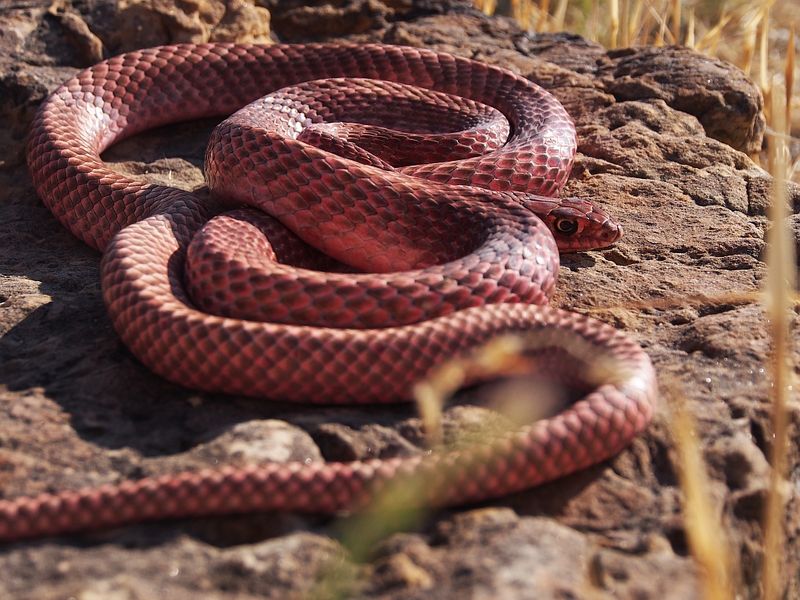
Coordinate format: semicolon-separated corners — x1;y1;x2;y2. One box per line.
1;43;657;542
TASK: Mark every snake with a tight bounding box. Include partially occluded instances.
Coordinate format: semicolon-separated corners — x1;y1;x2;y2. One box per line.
1;43;657;542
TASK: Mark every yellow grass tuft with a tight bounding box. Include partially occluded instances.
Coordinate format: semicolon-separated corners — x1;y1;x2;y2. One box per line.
474;0;797;136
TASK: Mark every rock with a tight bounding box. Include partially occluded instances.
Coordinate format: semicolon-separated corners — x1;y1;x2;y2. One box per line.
310;421;420;462
261;0;480;41
371;552;435;591
0;531;344;599
1;2;799;599
603;46;766;154
109;0;271;51
206;532;345;597
265;0;393;40
51;9;105;65
365;509;699;599
186;419;323;467
676;304;771;360
0;64;78;168
590;543;700;599
210;0;272;43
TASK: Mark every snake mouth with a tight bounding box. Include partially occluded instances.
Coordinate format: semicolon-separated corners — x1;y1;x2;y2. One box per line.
601;219;624;246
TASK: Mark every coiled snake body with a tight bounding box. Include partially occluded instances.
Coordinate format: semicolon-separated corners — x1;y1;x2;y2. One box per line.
2;43;656;541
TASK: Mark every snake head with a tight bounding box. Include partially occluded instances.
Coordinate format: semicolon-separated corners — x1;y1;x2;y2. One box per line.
536;197;623;252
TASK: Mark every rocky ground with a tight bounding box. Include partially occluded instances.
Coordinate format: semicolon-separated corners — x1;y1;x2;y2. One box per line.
1;1;799;598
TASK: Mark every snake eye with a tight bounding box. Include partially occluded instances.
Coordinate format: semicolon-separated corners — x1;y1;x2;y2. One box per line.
555;218;579;236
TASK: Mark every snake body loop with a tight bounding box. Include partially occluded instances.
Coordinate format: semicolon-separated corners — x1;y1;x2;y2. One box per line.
2;43;657;542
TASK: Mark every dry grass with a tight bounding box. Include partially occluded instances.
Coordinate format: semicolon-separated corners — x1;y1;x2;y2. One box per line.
475;0;800;177
476;0;800;600
316;3;797;598
473;1;798;598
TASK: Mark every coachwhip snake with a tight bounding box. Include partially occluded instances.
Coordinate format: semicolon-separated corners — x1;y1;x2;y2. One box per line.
2;43;656;542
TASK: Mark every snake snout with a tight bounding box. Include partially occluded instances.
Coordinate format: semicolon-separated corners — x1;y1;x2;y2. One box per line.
600;218;624;246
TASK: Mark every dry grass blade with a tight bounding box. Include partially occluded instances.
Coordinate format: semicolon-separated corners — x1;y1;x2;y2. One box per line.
758;4;772;103
609;0;620;48
696;12;734;55
553;0;568;32
627;0;645;48
739;6;762;75
654;6;669;47
413;334;539;446
636;1;658;48
670;0;681;47
665;378;735;600
620;0;630;48
761;76;796;600
474;0;497;16
685;7;695;49
786;27;795;127
538;0;551;32
586;0;600;43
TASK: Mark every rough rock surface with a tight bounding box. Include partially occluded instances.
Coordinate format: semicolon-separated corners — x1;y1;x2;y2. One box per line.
1;1;799;598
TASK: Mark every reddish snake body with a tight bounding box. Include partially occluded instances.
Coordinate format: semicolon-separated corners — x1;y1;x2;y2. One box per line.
2;43;657;542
